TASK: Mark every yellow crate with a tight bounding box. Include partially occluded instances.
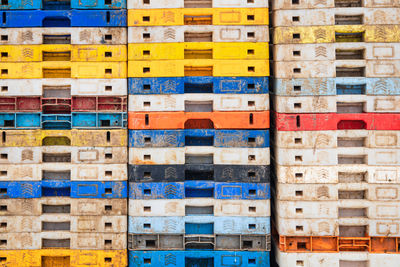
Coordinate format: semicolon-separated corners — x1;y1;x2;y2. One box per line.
128;59;269;77
0;62;127;79
0;249;127;267
274;25;400;44
0;45;127;62
128;8;269;26
0;129;127;147
128;42;269;60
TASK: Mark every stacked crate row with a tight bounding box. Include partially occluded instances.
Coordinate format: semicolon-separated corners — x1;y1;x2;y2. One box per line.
127;0;271;265
271;0;400;266
0;0;128;265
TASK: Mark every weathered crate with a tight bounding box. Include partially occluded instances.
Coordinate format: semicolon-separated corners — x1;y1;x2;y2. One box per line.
129;129;269;148
129;181;270;199
129;164;270;183
128;0;267;8
128;77;269;94
0;129;127;147
0;232;126;249
0;163;127;181
0;62;126;79
129;199;270;217
0;27;127;45
1;0;126;9
274;130;400;149
128;111;269;129
0;181;127;198
128;42;268;60
273;25;400;44
128;25;269;43
128;8;269;26
0;215;126;232
0;198;127;216
275;165;400;184
127;233;270;251
0;249;127;267
272;0;400;10
128;216;270;235
273;95;400;113
0;10;126;27
273;8;400;26
128;60;268;77
275;148;400;166
129;147;269;165
129;94;269;111
129;251;270;267
0;79;127;96
273;77;400;96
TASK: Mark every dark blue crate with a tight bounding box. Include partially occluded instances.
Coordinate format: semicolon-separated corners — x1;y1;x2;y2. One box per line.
0;0;126;9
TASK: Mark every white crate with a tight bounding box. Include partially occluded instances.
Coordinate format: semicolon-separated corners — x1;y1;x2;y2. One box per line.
271;0;400;10
128;26;269;43
128;0;268;8
0;79;127;96
275;148;400;166
129;147;270;165
274;43;400;61
0;216;126;233
275;165;400;184
0;147;127;164
0;199;127;216
0;28;127;45
129;94;269;112
272;8;400;26
273;60;400;78
274;130;400;149
0;163;127;181
129;199;270;217
0;232;126;250
273;95;400;113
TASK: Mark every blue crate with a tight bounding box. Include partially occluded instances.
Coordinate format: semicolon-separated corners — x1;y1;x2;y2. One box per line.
0;181;127;198
129;130;269;148
0;10;126;27
0;112;126;129
129;181;270;200
128;251;270;267
128;77;269;94
0;0;126;9
128;216;270;235
273;77;400;96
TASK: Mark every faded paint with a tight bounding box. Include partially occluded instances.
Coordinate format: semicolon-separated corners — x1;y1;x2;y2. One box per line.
128;0;267;9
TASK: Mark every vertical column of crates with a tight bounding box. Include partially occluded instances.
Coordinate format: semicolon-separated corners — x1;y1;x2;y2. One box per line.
271;0;400;266
0;0;128;266
127;0;271;266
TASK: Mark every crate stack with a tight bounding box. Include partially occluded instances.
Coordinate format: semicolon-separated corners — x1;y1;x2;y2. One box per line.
0;0;128;265
127;0;271;266
271;0;400;266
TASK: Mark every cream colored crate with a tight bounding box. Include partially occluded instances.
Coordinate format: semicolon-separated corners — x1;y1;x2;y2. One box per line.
273;43;400;61
273;60;400;78
0;232;126;250
0;28;127;45
128;0;267;8
274;148;400;166
0;198;127;216
0;163;127;181
129;199;270;217
0;79;127;96
129;147;270;165
273;95;400;113
274;130;400;149
275;165;400;184
0;147;127;164
129;94;269;112
272;0;400;10
272;8;400;26
0;216;126;233
128;26;269;43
